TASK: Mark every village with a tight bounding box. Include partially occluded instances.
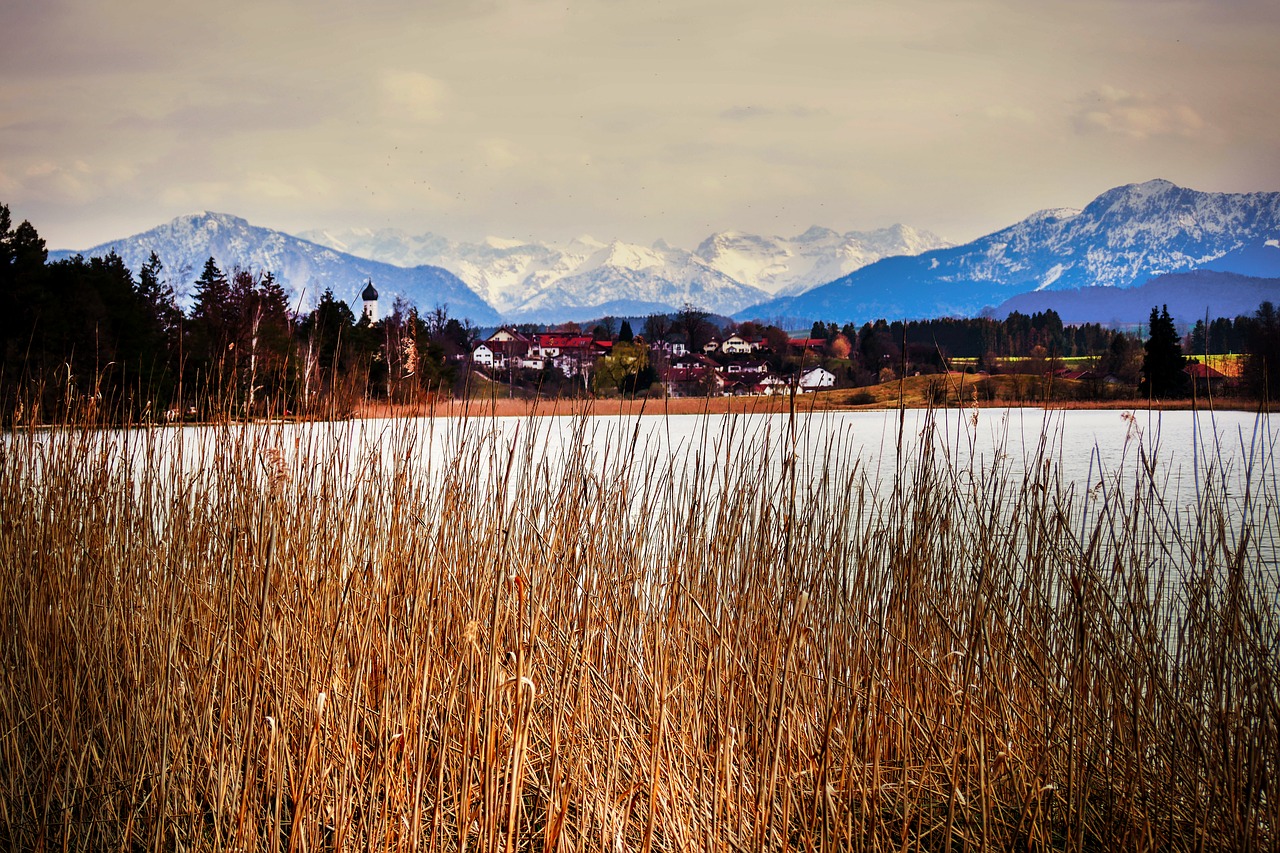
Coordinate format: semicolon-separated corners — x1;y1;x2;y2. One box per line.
467;326;838;398
458;321;1236;402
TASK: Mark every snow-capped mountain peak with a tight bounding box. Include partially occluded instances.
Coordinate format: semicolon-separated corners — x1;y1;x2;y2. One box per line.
740;179;1280;324
51;212;500;323
692;224;951;298
301;222;950;322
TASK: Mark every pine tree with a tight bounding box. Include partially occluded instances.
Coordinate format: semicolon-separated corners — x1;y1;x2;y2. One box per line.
0;206;49;382
1140;305;1187;397
1242;301;1280;401
186;257;233;405
1189;319;1208;357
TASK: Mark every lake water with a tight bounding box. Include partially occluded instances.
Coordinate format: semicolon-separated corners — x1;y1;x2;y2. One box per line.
7;407;1278;587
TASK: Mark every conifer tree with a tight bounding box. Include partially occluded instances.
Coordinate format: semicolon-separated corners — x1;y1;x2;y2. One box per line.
1242;301;1280;401
1140;305;1187;397
186;257;232;406
0;205;49;383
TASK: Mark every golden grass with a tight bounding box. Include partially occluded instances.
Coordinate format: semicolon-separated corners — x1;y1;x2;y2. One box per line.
0;406;1276;851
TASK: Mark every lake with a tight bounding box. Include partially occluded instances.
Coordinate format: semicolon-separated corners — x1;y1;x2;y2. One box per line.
8;406;1277;590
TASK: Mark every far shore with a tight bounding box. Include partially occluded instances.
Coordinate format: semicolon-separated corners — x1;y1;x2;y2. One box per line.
350;392;1266;421
7;379;1263;431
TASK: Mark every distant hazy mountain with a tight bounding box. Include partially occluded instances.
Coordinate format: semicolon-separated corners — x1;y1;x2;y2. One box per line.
739;180;1280;324
693;224;948;297
50;212;501;324
301;224;949;322
995;271;1280;327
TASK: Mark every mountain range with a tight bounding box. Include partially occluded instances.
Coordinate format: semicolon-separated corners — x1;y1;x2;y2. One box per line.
51;214;947;325
49;212;503;325
300;223;949;321
47;179;1280;328
743;180;1280;324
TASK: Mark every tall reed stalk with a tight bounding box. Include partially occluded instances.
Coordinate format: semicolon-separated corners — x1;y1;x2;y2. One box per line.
0;404;1275;851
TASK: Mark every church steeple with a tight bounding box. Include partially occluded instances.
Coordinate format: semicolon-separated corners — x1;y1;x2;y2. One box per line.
361;280;378;322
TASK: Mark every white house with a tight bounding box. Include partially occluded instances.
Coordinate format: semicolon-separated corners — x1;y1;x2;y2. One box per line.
472;344;496;367
798;367;836;391
720;334;753;355
759;375;790;396
651;338;688;357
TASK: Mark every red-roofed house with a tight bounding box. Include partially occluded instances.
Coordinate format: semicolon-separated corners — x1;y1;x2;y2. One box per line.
472;328;533;369
1185;361;1229;394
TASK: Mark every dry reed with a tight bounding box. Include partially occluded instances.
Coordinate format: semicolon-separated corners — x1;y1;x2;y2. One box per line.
0;403;1276;851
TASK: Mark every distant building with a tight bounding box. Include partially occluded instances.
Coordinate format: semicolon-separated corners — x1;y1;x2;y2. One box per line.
532;333;601;377
798;367;836;391
361;281;379;322
1185;361;1229;394
472;328;534;370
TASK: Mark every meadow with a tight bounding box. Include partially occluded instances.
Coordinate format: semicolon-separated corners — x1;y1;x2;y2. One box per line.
0;404;1276;851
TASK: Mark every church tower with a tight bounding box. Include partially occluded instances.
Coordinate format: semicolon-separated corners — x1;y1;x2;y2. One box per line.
361;281;379;323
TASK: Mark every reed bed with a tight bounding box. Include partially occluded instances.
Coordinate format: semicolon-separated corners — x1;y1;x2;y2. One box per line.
0;406;1276;851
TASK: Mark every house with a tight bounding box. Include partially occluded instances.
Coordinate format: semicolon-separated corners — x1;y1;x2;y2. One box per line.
532;333;601;377
718;373;754;396
798;367;836;391
739;360;769;375
649;336;688;357
1185;361;1229;394
720;334;753;355
664;363;724;397
702;339;722;354
789;338;826;353
759;375;790;396
472;328;533;369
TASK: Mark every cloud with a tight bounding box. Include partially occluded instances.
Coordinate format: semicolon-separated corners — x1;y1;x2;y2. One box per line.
477;138;519;171
380;71;450;124
8;159;139;205
1071;86;1208;139
719;105;829;122
977;105;1038;125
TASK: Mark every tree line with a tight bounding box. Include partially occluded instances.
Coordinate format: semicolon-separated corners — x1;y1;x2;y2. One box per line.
4;202;1279;419
0;205;471;423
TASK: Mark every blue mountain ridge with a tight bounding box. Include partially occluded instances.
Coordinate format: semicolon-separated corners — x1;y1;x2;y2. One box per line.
995;270;1280;327
735;180;1280;325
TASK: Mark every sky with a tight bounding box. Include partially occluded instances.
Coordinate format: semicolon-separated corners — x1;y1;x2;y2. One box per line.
2;0;1279;252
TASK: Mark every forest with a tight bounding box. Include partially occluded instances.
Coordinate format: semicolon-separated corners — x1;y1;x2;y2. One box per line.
0;205;473;422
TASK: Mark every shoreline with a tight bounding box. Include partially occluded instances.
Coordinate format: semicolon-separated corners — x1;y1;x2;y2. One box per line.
6;391;1264;432
351;392;1267;420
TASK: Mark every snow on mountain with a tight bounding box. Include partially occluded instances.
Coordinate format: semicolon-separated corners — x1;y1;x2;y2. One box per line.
302;222;947;322
299;230;760;319
694;223;950;297
509;241;768;322
740;180;1280;324
50;213;500;324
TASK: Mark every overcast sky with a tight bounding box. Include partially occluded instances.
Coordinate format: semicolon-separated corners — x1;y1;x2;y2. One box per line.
3;0;1278;252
